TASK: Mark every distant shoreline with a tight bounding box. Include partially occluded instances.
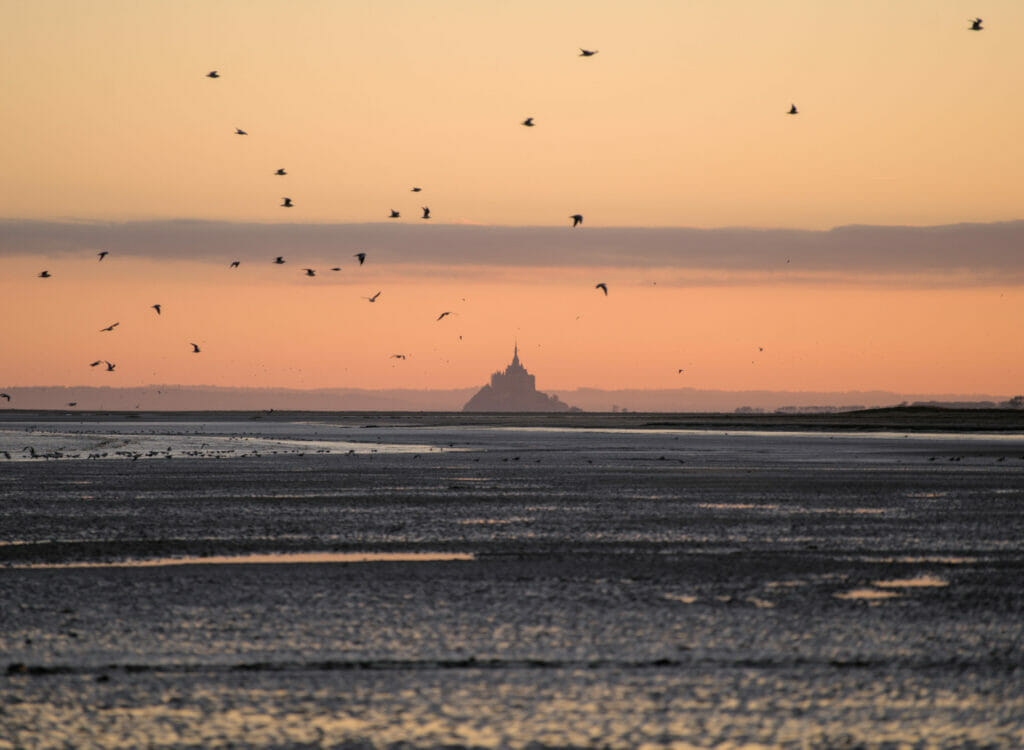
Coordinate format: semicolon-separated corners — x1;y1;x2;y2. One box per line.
2;406;1023;433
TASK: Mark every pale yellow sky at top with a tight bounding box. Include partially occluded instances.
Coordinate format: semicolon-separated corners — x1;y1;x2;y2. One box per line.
3;0;1024;228
2;1;1023;397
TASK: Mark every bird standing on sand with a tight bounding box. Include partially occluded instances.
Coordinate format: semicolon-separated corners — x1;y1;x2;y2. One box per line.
354;252;366;265
421;206;431;219
579;48;598;56
364;291;381;302
788;103;798;115
190;343;201;353
595;283;608;295
969;17;983;30
570;214;583;227
206;70;219;78
38;271;51;278
281;197;293;207
522;117;535;127
152;304;161;315
100;322;120;332
275;168;287;176
97;251;109;261
235;128;247;135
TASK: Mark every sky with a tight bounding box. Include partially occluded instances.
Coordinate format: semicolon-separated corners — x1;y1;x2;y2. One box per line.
2;1;1023;398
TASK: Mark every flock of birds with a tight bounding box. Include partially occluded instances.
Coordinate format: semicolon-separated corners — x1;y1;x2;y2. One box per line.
13;21;989;403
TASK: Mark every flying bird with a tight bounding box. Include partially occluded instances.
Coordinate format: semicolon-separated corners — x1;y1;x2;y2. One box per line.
67;402;76;407
579;48;598;56
354;252;366;265
89;360;102;367
273;256;285;264
364;291;381;302
38;271;51;278
206;70;219;78
595;283;608;295
274;168;287;176
389;209;400;218
436;311;453;321
522;117;535;127
190;343;201;353
421;206;431;219
151;304;161;315
230;261;240;268
969;17;983;30
281;197;293;207
104;361;116;372
100;322;120;332
678;369;684;374
0;393;10;401
570;214;583;227
390;354;407;360
331;267;341;272
787;103;798;115
235;128;248;135
411;187;422;192
97;251;109;261
303;268;316;277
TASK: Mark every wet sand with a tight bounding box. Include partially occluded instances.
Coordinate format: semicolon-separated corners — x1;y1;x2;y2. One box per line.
2;414;1023;747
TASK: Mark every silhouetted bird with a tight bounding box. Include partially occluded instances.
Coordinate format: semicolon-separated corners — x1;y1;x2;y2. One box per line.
206;70;220;78
522;117;535;127
389;209;400;218
579;48;598;56
570;214;583;227
678;369;684;374
411;187;422;192
38;271;51;278
152;304;161;315
89;360;102;367
275;168;287;175
595;283;608;295
364;291;381;302
759;347;764;352
969;18;983;30
788;103;798;115
67;402;76;407
354;252;366;265
331;267;341;272
0;393;9;401
230;260;240;268
303;268;316;276
100;322;119;332
281;197;293;207
421;206;431;219
391;354;407;359
437;311;453;321
97;251;109;261
190;343;201;353
235;128;247;135
104;361;116;372
273;256;285;264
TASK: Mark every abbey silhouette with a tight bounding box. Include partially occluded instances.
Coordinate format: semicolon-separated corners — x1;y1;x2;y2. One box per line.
463;343;579;412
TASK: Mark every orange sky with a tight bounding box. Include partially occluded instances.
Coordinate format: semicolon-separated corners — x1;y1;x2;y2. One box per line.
2;1;1023;396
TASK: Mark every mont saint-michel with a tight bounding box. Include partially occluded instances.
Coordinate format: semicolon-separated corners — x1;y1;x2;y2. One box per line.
463;344;579;412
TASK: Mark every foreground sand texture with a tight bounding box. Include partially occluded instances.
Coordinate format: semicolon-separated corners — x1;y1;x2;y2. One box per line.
2;413;1023;748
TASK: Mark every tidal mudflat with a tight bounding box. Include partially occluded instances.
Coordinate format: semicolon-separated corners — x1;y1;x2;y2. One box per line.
2;412;1023;748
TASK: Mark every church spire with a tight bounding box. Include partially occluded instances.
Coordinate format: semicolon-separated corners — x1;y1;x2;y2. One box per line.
512;340;519;367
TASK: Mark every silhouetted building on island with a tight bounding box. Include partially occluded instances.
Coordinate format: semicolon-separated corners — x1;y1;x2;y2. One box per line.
463;343;580;412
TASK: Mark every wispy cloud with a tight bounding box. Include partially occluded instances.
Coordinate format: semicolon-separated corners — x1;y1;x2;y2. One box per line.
4;219;1024;284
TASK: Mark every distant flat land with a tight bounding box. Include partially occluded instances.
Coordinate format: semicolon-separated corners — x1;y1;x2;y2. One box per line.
2;406;1023;432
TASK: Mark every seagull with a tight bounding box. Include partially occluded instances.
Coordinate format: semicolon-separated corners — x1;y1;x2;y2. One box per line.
579;48;598;56
437;311;453;321
38;270;51;278
570;214;583;227
151;304;161;315
522;117;535;127
230;261;240;268
67;402;76;407
0;393;10;401
364;291;381;302
206;70;220;78
303;268;316;277
595;283;608;295
235;128;248;135
104;361;116;372
100;322;120;332
787;103;798;115
969;18;983;30
190;343;201;353
273;256;285;264
330;267;341;272
97;251;109;261
274;168;287;176
281;197;293;207
389;209;400;218
354;252;366;265
391;354;407;359
411;187;422;192
421;206;431;219
89;360;102;367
